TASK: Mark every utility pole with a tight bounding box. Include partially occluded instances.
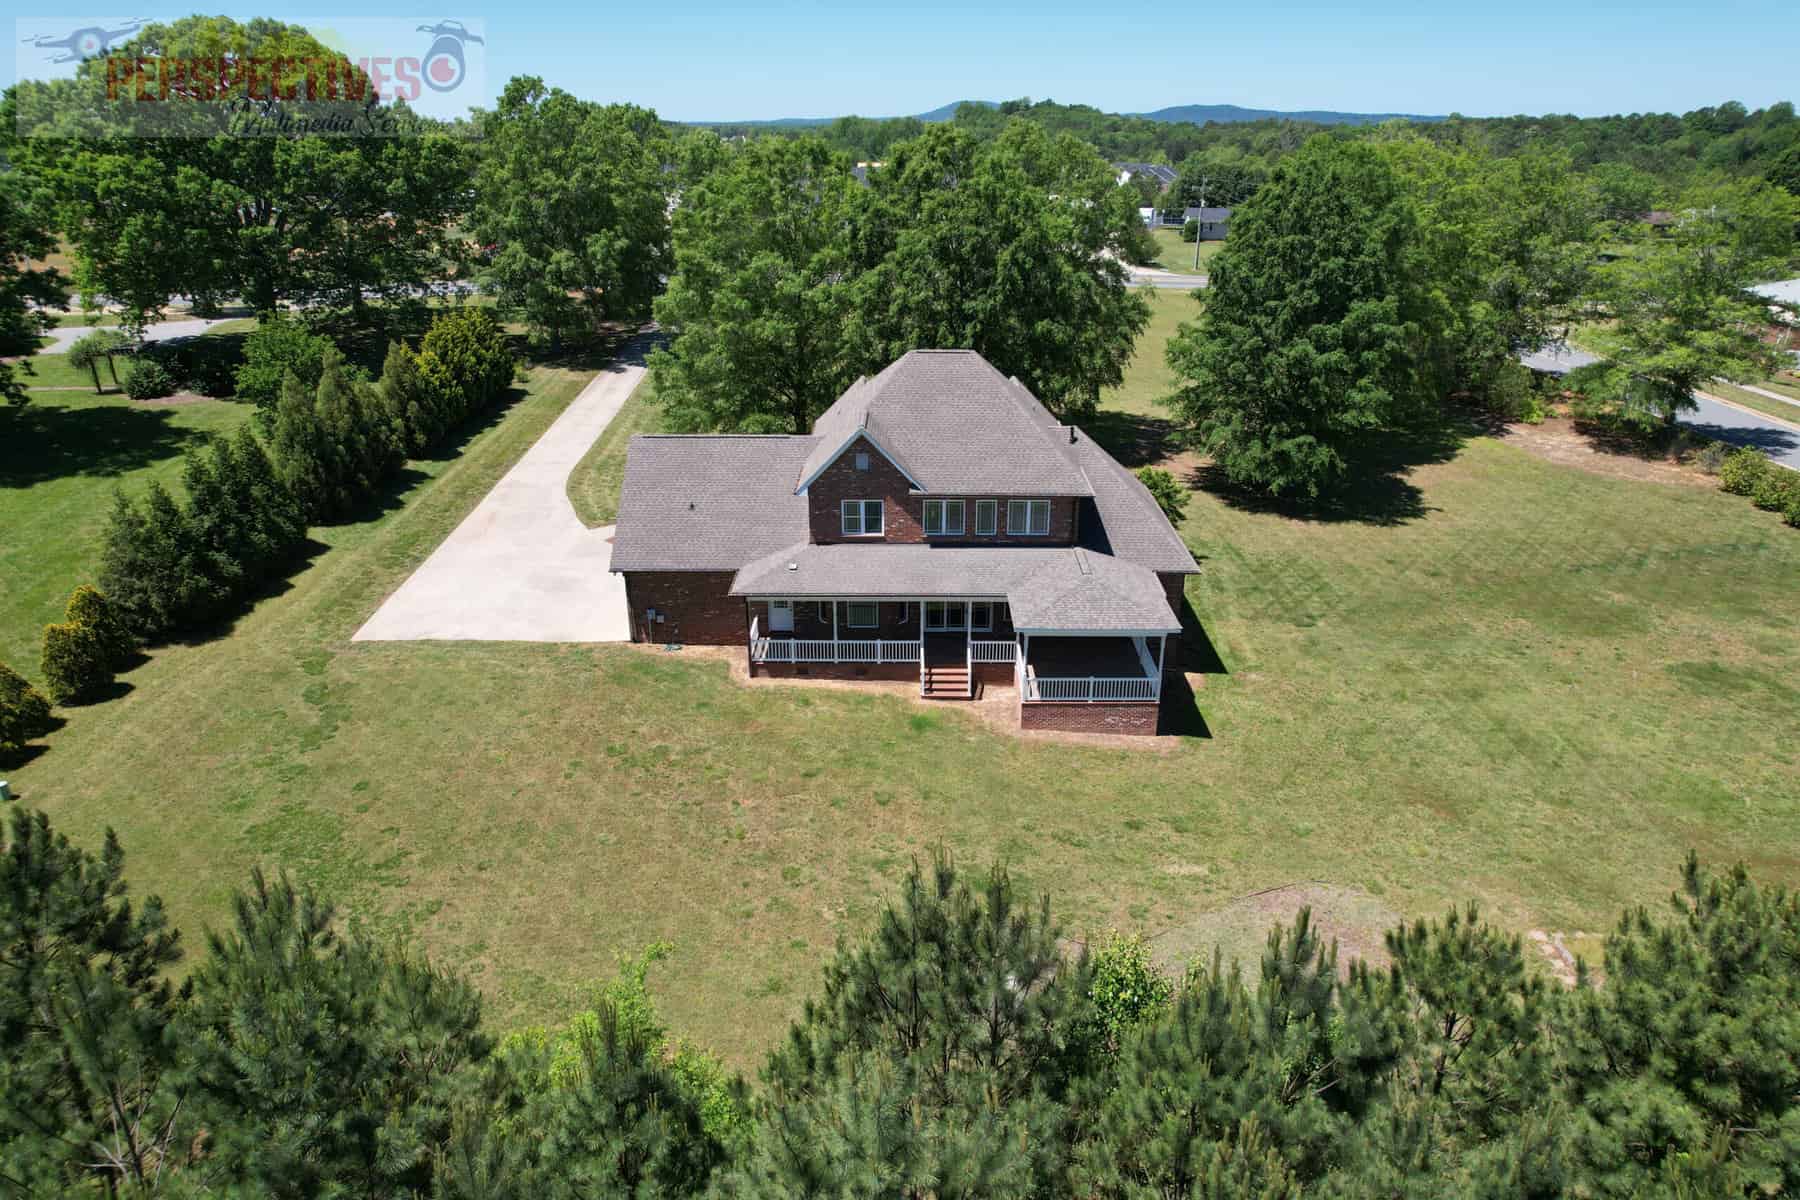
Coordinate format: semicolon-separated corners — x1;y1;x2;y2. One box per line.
1195;178;1207;271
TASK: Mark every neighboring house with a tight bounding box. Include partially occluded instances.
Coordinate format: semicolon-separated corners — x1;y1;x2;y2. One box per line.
850;161;882;187
1115;162;1178;190
610;350;1199;735
1185;206;1232;240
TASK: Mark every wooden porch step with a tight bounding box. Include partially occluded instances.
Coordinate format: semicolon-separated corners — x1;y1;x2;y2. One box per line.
921;665;971;699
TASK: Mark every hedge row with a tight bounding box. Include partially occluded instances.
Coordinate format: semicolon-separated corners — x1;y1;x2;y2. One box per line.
98;309;515;640
1716;446;1800;527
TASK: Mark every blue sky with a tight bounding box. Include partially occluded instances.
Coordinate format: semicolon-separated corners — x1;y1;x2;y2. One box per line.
10;1;1798;122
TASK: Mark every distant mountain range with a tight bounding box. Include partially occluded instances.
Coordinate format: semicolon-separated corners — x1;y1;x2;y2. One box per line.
698;100;1444;128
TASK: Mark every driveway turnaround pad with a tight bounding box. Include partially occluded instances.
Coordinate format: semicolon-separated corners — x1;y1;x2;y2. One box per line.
352;340;646;643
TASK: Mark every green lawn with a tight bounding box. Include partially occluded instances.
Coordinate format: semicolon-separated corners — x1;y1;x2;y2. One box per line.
0;393;256;671
567;378;664;527
7;313;1800;1072
1148;228;1226;275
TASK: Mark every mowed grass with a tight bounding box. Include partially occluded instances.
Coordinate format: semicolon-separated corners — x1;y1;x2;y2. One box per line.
8;313;1800;1070
0;391;255;670
567;378;664;527
1149;228;1226;275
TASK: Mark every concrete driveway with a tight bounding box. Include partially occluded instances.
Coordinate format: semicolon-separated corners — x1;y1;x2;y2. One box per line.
352;338;649;643
1687;392;1800;472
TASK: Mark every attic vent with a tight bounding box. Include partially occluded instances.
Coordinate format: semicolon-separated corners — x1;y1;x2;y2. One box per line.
853;451;870;471
1073;548;1092;576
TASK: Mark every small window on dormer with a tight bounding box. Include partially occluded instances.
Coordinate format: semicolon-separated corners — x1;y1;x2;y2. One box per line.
853;451;870;471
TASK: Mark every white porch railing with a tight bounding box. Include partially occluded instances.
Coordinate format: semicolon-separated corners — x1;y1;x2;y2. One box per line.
969;640;1017;663
1021;666;1159;702
751;634;922;664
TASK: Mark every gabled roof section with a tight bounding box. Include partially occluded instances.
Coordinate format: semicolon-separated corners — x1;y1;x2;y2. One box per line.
610;435;816;572
729;542;1179;634
1067;429;1198;575
794;350;1095;497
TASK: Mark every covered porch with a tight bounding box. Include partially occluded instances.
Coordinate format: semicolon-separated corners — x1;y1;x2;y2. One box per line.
1019;634;1165;702
747;598;1018;670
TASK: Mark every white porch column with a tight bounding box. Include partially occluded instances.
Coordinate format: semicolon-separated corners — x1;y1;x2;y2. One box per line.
831;600;837;643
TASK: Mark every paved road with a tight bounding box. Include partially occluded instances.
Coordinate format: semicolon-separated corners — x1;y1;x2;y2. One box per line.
37;315;241;354
352;338;647;643
1686;392;1800;472
1128;267;1207;290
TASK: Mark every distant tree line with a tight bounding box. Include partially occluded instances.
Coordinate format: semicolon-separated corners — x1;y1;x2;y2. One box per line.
4;810;1797;1197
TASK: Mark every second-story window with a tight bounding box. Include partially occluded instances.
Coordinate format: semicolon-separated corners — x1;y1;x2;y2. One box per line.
923;499;964;536
1008;499;1050;536
974;499;998;535
841;499;883;536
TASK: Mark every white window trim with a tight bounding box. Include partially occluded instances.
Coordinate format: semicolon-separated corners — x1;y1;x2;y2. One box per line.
846;602;879;629
1008;499;1050;536
840;498;883;537
970;602;993;632
974;499;998;536
923;498;965;536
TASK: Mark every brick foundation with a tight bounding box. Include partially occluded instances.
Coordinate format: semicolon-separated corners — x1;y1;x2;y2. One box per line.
1019;701;1160;736
622;572;742;645
753;661;918;682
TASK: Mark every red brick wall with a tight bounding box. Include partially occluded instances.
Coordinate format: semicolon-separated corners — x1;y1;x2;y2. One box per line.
1020;701;1160;736
1160;572;1189;653
754;662;918;681
807;436;1078;546
623;572;743;645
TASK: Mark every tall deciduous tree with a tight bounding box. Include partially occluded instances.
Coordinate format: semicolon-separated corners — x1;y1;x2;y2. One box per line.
1166;136;1429;497
847;123;1149;421
1574;177;1798;427
20;17;470;329
653;136;861;433
0;90;64;406
471;77;671;347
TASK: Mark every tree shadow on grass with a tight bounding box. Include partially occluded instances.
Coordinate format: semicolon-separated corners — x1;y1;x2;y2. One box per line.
1087;409;1180;468
1190;420;1469;527
0;399;217;489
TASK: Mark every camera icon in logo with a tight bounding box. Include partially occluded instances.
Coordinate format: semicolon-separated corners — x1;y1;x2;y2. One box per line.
416;20;482;93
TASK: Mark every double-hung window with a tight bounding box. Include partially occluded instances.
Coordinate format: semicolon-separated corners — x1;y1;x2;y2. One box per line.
846;602;878;629
841;499;883;537
974;499;998;535
923;499;964;536
1007;499;1050;536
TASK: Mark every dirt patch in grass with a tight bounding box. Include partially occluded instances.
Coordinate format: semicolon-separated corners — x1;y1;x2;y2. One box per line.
1148;882;1403;978
1491;416;1712;489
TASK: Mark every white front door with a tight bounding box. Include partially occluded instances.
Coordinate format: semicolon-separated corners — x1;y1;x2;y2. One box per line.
769;600;794;632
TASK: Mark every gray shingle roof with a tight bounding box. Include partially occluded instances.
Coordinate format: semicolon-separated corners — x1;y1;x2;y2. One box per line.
795;351;1095;497
1069;431;1198;574
729;543;1179;633
1182;206;1232;222
609;435;815;572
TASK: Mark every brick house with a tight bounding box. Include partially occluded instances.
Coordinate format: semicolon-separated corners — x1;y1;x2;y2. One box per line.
609;350;1199;735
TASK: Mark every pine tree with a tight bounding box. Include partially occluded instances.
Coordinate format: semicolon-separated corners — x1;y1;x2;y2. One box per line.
0;808;186;1194
179;443;248;620
63;584;135;669
270;367;334;523
1557;855;1800;1197
224;423;306;575
97;488;160;637
719;856;1094;1198
380;338;448;455
181;869;490;1197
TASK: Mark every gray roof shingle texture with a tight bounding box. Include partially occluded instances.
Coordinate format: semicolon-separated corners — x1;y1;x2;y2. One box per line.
608;435;818;572
611;350;1198;619
796;351;1095;496
729;543;1179;633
